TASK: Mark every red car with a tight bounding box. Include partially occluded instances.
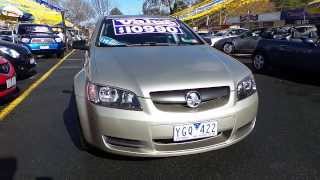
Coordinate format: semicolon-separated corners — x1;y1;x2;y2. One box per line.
0;56;16;99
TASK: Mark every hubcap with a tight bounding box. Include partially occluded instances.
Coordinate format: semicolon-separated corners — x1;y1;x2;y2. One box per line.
254;55;265;70
223;44;233;54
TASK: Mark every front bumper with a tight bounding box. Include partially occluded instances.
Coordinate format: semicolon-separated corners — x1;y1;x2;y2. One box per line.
0;86;16;99
76;91;258;157
15;59;36;75
25;43;63;55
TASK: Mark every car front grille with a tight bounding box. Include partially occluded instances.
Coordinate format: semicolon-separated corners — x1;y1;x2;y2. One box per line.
153;130;232;144
31;38;55;44
150;86;230;112
0;83;7;91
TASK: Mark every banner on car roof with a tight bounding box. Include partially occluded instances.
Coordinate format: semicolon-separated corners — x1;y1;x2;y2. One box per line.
112;18;184;35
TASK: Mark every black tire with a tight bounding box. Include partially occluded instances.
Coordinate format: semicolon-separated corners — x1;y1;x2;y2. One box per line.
57;51;65;59
252;53;269;73
223;43;234;54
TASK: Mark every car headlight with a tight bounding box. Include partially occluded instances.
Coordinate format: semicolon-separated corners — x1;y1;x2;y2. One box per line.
21;38;30;43
0;46;20;59
55;38;62;43
87;82;142;111
237;75;257;101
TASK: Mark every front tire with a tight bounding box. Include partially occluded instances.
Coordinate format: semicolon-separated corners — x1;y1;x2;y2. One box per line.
223;43;234;54
57;51;65;59
252;53;268;73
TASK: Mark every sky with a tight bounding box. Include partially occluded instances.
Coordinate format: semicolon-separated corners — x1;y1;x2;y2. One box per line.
112;0;144;15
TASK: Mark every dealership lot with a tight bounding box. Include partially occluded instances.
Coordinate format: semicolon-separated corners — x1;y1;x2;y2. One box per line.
0;50;318;179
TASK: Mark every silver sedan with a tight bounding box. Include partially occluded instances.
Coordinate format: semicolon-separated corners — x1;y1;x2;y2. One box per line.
73;15;258;157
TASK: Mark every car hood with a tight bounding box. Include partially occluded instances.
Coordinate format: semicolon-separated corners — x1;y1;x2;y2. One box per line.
91;45;250;98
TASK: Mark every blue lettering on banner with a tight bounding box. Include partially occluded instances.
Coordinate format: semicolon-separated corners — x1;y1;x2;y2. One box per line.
113;18;184;35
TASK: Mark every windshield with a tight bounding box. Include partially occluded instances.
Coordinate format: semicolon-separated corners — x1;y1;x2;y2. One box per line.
215;30;227;36
97;18;204;47
0;31;12;36
18;25;53;34
198;32;211;36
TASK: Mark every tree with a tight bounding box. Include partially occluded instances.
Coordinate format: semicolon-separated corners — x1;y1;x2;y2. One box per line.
143;0;195;15
271;0;313;10
62;0;96;24
110;7;123;15
92;0;112;15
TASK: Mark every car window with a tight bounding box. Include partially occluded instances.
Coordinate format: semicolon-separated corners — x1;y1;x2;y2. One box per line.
198;33;210;37
0;31;12;36
18;25;53;34
215;30;227;36
97;18;204;47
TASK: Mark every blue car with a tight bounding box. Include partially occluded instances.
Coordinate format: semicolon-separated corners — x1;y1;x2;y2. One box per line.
16;23;65;58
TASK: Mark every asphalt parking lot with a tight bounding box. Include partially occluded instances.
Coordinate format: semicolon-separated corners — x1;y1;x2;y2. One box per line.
0;50;319;180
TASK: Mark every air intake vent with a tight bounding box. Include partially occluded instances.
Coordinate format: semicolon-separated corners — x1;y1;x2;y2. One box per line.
0;63;10;74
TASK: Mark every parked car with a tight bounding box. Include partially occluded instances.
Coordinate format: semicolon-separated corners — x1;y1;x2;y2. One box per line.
210;28;248;47
197;30;213;44
252;37;320;72
214;28;267;54
72;16;258;157
67;29;82;49
0;56;16;99
16;23;64;58
0;39;36;77
0;29;16;43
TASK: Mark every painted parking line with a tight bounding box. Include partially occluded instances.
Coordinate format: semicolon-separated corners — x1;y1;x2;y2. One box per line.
0;50;76;121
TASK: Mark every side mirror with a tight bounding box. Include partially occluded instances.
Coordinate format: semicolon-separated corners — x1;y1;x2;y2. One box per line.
72;40;89;50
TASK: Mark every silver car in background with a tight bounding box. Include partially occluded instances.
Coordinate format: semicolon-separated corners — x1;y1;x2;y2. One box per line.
73;15;258;157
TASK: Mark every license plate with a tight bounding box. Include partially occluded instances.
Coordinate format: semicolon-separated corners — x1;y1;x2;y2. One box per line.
173;121;218;142
30;57;36;64
40;45;49;49
6;76;16;89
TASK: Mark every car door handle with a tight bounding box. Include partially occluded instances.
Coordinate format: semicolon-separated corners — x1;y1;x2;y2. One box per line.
279;45;289;50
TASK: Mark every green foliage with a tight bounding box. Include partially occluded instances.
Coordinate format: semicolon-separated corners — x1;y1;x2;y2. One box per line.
110;7;123;15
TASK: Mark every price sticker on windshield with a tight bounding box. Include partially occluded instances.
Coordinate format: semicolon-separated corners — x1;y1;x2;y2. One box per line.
112;18;184;35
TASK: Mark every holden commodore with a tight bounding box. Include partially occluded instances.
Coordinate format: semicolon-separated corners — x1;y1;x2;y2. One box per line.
73;15;258;157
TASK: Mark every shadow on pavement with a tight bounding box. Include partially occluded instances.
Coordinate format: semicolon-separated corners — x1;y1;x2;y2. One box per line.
241;59;320;86
0;157;16;180
63;91;155;161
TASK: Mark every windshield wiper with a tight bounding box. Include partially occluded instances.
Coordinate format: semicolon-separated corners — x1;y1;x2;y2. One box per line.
128;42;174;46
99;44;129;47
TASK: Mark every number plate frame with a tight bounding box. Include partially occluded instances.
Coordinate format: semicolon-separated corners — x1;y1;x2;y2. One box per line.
6;76;16;89
173;121;218;142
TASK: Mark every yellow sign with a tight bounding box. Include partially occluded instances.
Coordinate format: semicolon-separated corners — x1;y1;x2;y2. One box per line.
0;0;67;25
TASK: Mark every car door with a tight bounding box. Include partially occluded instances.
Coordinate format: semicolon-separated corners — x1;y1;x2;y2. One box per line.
309;45;320;72
235;32;261;54
267;39;294;68
278;39;317;70
297;41;320;72
234;33;250;53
